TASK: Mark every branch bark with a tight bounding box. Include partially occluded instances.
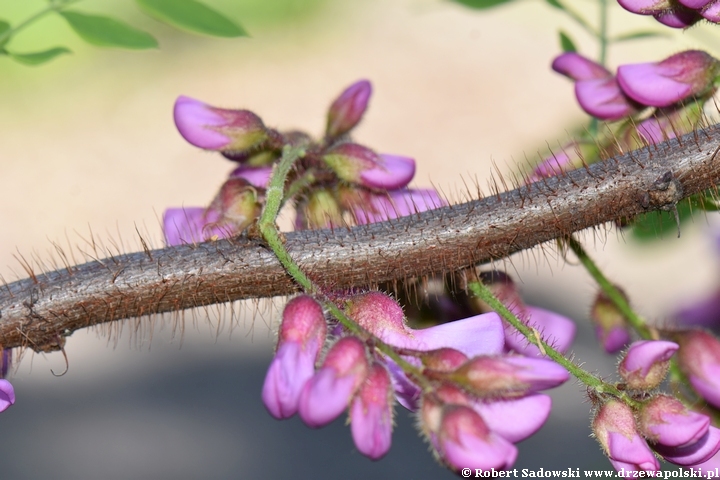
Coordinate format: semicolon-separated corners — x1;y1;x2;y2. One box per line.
2;127;720;351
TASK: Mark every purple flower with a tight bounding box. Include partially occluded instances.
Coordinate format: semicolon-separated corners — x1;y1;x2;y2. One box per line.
350;188;445;225
653;427;720;466
679;0;714;8
0;379;14;413
349;363;394;460
473;394;552;443
552;53;638;120
436;405;518;471
617;51;720;107
703;1;720;22
593;400;660;472
639;395;710;448
322;143;415;190
298;336;369;428
163;207;226;245
326;80;372;139
618;340;678;390
676;330;720;409
262;296;327;419
617;0;671;14
654;8;702;27
174;96;269;152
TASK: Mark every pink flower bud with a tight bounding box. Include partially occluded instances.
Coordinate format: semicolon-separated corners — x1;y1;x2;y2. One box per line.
617;50;720;107
298;336;369;428
639;395;710;448
163;207;225;245
676;330;720;409
617;0;671;14
350;188;445;225
527;142;596;182
552;53;638;121
173;95;268;152
0;379;14;413
326;80;372;139
262;296;327;419
593;400;660;472
440;355;569;398
345;291;504;357
206;177;262;232
653;427;720;466
591;290;632;354
349;363;394;460
654;8;702;27
437;405;518;471
618;340;678;390
322;143;415;190
703;1;720;22
420;348;469;372
298;188;344;230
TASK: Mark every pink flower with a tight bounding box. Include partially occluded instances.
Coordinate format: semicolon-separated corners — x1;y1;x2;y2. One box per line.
617;0;671;14
676;330;720;409
473;394;552;443
326;80;372;139
617;51;720;107
552;53;638;120
437;405;518;471
350;188;445;225
639;395;710;448
653;8;702;27
349;363;394;460
618;340;678;390
593;400;660;472
262;296;327;419
298;336;369;428
322;143;415;190
0;379;14;413
653;427;720;466
173;96;268;152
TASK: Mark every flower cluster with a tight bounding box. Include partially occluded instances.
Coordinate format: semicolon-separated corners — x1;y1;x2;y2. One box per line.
618;0;720;28
262;290;572;469
529;50;720;181
593;340;720;471
165;80;444;245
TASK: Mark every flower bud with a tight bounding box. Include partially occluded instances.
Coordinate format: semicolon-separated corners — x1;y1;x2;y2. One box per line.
592;400;660;472
349;363;394;460
618;340;678;390
163;207;224;245
638;395;710;448
300;188;344;229
326;80;372;139
591;290;632;354
208;177;262;233
298;336;369;428
438;355;569;398
173;95;268;152
262;296;327;419
617;50;720;107
617;0;671;14
527;141;597;182
437;405;518;471
675;330;720;409
552;53;638;120
322;143;415;190
420;348;469;372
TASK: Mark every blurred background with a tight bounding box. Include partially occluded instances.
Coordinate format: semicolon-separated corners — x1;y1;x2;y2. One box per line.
1;0;720;478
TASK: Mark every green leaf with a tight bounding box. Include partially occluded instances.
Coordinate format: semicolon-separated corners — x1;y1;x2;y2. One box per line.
449;0;517;10
544;0;563;9
135;0;247;37
559;30;577;53
7;47;71;65
0;19;11;48
611;31;669;43
629;192;717;241
59;11;158;49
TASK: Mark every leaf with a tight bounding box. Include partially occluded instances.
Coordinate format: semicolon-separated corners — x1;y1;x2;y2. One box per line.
7;47;71;65
135;0;247;37
544;0;563;9
612;31;669;43
630;198;695;241
59;11;158;49
0;19;11;48
558;30;577;53
449;0;517;10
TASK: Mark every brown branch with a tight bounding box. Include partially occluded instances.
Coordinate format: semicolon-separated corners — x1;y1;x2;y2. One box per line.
2;127;720;351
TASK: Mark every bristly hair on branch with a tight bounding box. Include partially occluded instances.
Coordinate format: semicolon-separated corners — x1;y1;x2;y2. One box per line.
1;125;720;352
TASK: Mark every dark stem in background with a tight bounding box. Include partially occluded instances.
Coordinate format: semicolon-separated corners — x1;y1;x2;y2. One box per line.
1;127;719;351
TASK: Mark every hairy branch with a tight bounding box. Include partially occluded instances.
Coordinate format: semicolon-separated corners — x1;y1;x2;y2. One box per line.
2;127;720;351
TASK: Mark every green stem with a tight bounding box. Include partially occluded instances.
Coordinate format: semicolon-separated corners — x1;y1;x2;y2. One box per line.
565;236;653;339
257;145;430;389
598;0;609;66
468;280;638;406
0;0;79;47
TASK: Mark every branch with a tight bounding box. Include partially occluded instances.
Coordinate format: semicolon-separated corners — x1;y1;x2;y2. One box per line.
2;127;720;351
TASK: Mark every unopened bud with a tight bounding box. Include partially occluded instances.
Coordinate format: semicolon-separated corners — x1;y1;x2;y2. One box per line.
618;340;678;390
326;79;372;139
591;289;632;354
